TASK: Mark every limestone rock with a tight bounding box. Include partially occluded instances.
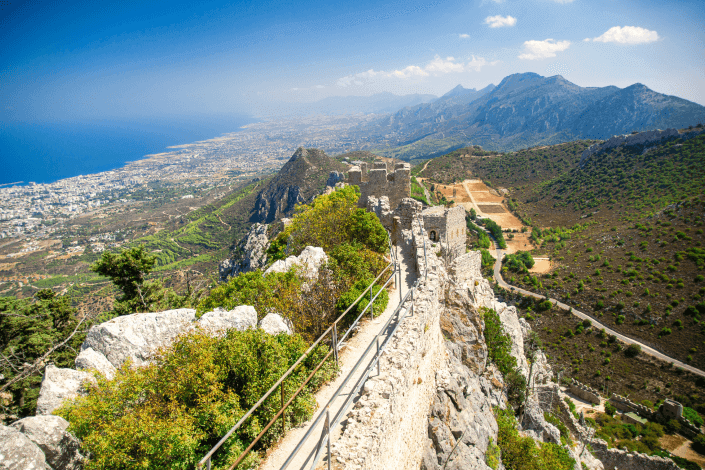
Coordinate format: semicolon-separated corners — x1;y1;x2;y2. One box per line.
198;306;258;333
74;347;116;380
258;313;292;335
0;425;47;470
80;308;196;369
10;415;84;470
326;171;344;188
36;365;95;416
219;223;269;282
265;246;328;280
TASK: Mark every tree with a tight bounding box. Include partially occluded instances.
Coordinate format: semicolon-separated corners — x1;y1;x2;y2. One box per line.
0;290;88;422
91;245;195;315
91;245;155;303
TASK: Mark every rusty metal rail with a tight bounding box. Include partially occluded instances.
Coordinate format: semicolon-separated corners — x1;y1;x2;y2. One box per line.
197;236;398;470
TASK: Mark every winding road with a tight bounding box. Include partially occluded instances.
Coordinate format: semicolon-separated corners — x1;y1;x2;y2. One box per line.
486;236;705;378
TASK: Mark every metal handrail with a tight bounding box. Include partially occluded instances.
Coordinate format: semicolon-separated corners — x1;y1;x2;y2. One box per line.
281;278;418;470
197;233;397;470
284;221;429;470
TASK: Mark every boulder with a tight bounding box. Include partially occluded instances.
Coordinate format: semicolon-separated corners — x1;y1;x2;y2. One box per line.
10;415;84;470
258;313;292;335
74;347;116;380
265;246;328;280
36;365;95;416
197;306;257;333
80;308;196;368
0;425;47;470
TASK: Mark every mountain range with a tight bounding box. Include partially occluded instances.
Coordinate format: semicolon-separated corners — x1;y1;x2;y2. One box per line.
364;72;705;158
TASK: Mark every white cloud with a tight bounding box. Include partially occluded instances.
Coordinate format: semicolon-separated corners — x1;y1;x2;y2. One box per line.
335;55;498;87
459;33;470;39
424;56;465;74
583;38;590;42
484;15;517;28
518;38;571;60
315;85;325;89
590;26;659;44
549;0;574;3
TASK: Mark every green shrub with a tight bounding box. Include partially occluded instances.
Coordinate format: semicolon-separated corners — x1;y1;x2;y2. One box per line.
537;300;553;311
505;251;536;273
57;328;336;470
495;408;575;470
625;344;641;358
483;308;527;409
683;407;704;427
604;403;617;416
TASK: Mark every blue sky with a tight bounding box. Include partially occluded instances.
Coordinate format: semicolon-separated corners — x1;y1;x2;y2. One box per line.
1;0;704;122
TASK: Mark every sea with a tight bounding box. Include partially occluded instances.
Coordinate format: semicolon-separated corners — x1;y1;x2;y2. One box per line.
0;115;254;186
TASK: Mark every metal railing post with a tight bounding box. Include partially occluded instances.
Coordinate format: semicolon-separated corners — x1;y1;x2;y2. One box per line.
326;407;332;470
281;380;286;433
376;336;380;376
370;283;374;319
332;325;338;369
398;262;402;304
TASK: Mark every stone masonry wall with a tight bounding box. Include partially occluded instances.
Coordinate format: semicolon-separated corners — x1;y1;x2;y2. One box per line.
349;162;411;211
569;379;601;405
330;224;447;470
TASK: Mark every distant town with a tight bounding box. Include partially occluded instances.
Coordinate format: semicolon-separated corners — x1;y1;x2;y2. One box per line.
0;114;380;242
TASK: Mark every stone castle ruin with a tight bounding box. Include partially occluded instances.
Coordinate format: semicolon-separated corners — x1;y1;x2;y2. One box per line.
349;160;467;258
420;205;466;258
349;161;411;211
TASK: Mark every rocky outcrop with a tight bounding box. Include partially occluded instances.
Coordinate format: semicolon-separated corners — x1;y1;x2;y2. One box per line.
81;308;197;369
36;365;95;416
252;148;347;224
219;223;269;282
36;304;283;416
198;306;257;333
579;127;705;167
421;288;504;470
258;313;292;335
0;425;47;470
264;246;328;280
326;171;344;188
74;347;116;380
10;415;84;470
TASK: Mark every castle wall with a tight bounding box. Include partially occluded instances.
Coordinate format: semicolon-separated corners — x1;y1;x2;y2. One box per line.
350;161;411;211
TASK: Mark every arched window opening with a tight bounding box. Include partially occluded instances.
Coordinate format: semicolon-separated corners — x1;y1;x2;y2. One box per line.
429;230;437;241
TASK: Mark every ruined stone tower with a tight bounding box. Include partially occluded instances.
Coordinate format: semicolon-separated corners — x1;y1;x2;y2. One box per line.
348;161;411;211
421;205;467;258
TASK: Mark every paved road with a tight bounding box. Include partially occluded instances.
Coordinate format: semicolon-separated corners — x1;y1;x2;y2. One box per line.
486;236;705;378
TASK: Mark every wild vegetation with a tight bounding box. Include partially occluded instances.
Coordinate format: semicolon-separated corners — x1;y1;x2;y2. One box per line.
57;328;335;470
458;133;705;370
47;185;391;469
482;307;527;410
494;407;575;470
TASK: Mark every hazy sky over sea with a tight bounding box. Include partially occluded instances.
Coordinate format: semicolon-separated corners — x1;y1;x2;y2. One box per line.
1;0;704;123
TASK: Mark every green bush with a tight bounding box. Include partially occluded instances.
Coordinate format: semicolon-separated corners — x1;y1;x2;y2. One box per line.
624;344;641;358
267;186;388;259
483;308;527;409
57;328;336;470
504;251;535;273
604;403;617;416
495;408;575;470
683;407;704;427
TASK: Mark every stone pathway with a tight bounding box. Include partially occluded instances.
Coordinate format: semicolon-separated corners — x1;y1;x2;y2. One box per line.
258;245;416;470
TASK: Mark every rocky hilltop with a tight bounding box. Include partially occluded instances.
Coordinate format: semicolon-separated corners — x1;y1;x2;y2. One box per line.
252;147;347;224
